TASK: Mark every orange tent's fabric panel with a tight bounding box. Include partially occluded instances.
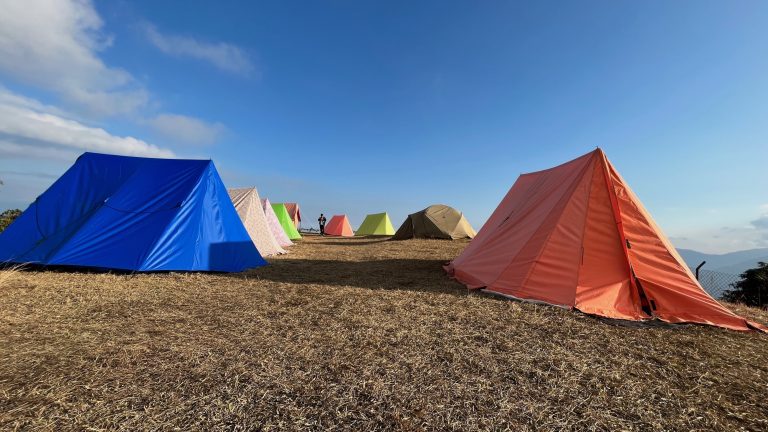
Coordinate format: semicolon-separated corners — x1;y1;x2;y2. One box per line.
446;176;540;288
325;215;354;237
574;159;643;320
501;156;594;306
446;148;766;332
449;151;595;296
448;150;593;306
603;158;763;331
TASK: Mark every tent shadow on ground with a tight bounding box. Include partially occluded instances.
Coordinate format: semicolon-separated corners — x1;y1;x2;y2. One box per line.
245;258;471;295
310;239;390;247
245;259;707;331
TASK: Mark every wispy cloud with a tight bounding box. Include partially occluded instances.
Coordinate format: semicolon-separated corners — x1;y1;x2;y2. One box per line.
142;23;255;77
146;113;226;146
750;205;768;243
0;88;174;161
751;215;768;231
672;205;768;253
0;0;148;116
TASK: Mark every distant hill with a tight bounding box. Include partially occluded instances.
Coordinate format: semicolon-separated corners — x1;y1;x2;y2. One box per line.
677;248;768;275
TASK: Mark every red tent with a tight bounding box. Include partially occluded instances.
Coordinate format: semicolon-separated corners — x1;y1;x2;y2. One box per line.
284;203;301;228
446;149;766;332
325;214;354;237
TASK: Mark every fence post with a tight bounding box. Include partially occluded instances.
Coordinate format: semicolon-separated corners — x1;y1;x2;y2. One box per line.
695;261;706;280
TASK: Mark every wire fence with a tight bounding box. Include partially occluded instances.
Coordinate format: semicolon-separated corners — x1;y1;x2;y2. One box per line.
697;269;741;300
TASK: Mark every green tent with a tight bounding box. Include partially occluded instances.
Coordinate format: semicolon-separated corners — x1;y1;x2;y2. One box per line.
272;203;302;240
356;212;395;236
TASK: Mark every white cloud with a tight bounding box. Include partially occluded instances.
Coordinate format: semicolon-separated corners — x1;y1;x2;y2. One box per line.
751;206;768;244
143;24;255;76
0;0;148;116
0;88;174;161
146;113;226;146
752;215;768;231
671;205;768;253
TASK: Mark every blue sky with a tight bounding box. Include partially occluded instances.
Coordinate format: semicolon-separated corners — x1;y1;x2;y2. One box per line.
0;0;767;253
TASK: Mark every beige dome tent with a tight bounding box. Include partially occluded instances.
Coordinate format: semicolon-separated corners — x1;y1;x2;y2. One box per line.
228;188;287;256
392;205;476;240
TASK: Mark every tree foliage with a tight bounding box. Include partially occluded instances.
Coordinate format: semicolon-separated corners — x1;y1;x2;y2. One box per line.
0;209;22;233
722;261;768;307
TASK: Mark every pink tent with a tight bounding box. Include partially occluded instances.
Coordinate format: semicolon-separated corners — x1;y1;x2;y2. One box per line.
261;198;293;248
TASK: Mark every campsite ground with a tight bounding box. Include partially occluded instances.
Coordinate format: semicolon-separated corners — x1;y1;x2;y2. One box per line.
0;236;766;431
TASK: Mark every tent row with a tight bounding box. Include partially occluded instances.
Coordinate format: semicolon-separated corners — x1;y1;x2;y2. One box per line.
323;206;477;239
319;213;394;237
227;188;303;256
0;153;304;272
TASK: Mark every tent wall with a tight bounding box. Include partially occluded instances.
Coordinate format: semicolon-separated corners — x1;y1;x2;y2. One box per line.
261;198;293;247
356;212;395;236
325;214;354;237
392;205;475;240
0;153;265;272
272;203;302;240
284;203;301;228
445;149;765;332
229;188;286;256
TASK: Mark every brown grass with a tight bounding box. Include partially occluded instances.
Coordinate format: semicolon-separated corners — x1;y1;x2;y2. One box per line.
0;236;766;431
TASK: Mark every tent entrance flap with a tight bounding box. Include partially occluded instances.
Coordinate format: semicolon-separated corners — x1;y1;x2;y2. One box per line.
597;154;652;318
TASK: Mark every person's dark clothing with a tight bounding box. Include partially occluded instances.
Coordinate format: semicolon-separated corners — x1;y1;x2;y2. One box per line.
318;215;327;235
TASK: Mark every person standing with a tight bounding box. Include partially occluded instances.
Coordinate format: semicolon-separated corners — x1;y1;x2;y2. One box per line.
318;213;327;235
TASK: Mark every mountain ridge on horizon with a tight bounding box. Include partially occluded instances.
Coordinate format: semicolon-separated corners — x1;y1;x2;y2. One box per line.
677;247;768;275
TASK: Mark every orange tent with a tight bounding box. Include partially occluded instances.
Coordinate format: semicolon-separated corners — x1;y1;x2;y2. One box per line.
446;149;766;332
325;214;354;237
283;203;301;228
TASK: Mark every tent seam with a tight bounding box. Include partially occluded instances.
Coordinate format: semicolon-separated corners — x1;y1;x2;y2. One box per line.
572;159;598;308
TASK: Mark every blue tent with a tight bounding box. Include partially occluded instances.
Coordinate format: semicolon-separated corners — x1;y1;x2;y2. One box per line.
0;152;266;272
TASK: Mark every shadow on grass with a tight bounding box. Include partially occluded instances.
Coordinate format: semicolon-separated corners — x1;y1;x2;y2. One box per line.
309;239;391;247
246;258;469;295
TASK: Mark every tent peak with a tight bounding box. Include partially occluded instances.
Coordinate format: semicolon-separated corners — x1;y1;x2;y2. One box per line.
519;148;604;178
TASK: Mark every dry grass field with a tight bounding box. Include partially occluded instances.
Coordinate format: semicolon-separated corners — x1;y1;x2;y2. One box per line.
0;235;766;431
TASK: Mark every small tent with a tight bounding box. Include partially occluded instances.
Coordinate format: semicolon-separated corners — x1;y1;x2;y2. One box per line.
0;152;266;272
261;198;293;248
356;212;395;236
445;149;765;332
392;205;476;240
228;188;286;256
272;203;302;240
325;214;354;237
284;203;301;228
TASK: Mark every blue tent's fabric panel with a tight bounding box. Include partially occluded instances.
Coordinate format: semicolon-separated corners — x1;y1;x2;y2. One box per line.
0;152;265;272
0;153;144;263
142;163;266;271
47;158;209;270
